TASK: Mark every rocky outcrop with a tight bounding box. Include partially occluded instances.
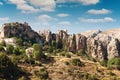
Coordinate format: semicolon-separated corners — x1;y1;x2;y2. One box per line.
107;39;120;59
81;30;101;38
56;30;68;42
76;34;86;51
86;29;120;60
45;30;52;42
0;22;41;43
68;34;86;53
87;38;107;61
25;47;34;58
0;22;120;61
68;34;76;53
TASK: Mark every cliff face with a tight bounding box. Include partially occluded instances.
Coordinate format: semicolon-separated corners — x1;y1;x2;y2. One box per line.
0;22;120;61
0;22;41;43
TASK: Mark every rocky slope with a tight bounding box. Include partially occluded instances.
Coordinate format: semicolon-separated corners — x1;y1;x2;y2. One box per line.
0;22;120;61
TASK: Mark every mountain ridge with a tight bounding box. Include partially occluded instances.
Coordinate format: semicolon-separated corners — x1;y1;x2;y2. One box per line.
0;22;120;61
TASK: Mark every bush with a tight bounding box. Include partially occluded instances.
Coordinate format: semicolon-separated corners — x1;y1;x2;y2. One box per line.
77;49;86;56
0;45;4;52
59;51;66;56
6;45;14;54
32;43;42;53
65;53;71;58
13;47;21;55
81;72;98;80
33;51;44;60
72;58;83;66
0;53;22;79
16;38;23;46
18;76;29;80
88;57;96;62
99;60;108;67
34;67;48;79
107;71;115;76
0;40;6;46
107;57;120;70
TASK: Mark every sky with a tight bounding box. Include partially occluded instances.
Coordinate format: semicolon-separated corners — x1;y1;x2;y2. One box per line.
0;0;120;34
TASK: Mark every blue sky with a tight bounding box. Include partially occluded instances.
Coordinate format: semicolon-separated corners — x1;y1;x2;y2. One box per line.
0;0;120;34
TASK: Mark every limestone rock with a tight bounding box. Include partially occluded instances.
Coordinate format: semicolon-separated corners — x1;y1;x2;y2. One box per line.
76;34;86;51
68;34;76;53
0;22;41;43
87;38;106;60
25;47;34;58
56;30;68;42
81;30;101;38
107;39;120;59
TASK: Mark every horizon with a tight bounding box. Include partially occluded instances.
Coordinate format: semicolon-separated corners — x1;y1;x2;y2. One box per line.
0;0;120;34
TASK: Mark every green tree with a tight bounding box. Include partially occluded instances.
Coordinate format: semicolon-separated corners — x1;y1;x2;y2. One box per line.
32;43;44;60
16;38;23;46
0;40;6;46
0;45;4;52
6;45;14;54
0;53;21;79
13;47;21;55
32;43;42;53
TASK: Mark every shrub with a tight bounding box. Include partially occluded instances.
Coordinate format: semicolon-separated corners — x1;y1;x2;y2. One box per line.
13;47;21;55
16;38;23;46
107;57;120;70
107;71;115;76
59;51;66;56
0;45;4;52
0;40;6;46
18;76;29;80
33;51;44;60
99;60;108;67
72;58;83;66
81;72;98;80
88;57;96;62
65;53;71;58
65;62;70;65
34;67;48;79
6;45;14;54
0;53;22;79
32;43;42;53
77;49;86;56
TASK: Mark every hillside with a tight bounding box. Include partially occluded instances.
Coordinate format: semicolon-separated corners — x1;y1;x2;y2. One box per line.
0;22;120;80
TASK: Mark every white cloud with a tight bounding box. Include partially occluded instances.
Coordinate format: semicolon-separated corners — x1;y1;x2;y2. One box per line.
57;13;69;17
0;17;9;21
8;0;56;13
88;8;111;15
38;14;57;22
80;17;115;23
56;0;100;5
80;0;99;5
0;2;3;5
8;0;39;13
58;21;71;26
29;0;56;12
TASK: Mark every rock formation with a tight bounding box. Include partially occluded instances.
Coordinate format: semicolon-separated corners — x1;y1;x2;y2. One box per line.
76;34;86;51
0;22;41;43
0;22;120;61
107;39;120;59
